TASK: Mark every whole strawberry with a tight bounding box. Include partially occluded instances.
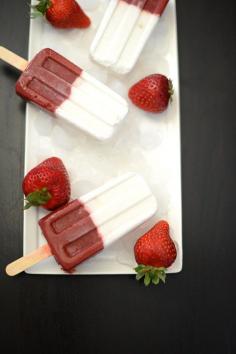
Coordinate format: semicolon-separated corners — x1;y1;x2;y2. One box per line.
32;0;91;29
128;74;173;113
23;157;71;211
134;220;177;286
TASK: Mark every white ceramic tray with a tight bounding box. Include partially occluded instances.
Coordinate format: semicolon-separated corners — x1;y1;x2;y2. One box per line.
24;0;182;274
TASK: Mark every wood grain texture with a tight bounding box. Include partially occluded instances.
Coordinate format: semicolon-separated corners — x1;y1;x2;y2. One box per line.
0;1;235;354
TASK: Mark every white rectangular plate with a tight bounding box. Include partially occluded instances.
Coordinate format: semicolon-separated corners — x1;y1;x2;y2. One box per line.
24;0;182;275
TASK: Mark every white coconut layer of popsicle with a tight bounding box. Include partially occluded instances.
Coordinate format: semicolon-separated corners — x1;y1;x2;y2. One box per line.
55;71;129;140
80;173;157;247
90;0;159;74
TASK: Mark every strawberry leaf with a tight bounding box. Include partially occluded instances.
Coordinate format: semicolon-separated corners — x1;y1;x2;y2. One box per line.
135;265;145;273
144;273;151;286
31;0;52;18
158;270;166;284
24;202;33;210
134;265;167;287
24;187;51;210
136;273;145;281
152;274;160;285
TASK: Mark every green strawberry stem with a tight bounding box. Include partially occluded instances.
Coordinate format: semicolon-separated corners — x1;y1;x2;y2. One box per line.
24;187;52;210
168;79;174;102
31;0;52;18
134;264;167;286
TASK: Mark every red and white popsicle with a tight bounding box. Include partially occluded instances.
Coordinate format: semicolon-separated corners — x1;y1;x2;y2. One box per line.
0;46;128;140
90;0;169;74
6;173;157;275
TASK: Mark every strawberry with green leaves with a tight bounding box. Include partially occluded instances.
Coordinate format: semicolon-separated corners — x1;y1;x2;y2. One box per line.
32;0;91;29
128;74;173;113
23;157;71;211
134;220;177;286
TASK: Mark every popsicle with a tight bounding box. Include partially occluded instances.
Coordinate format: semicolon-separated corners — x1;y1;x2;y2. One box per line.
6;173;157;275
0;46;128;140
90;0;169;74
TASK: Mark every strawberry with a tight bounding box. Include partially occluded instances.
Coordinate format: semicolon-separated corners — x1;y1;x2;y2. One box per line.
32;0;91;29
134;220;177;286
128;74;173;113
23;157;71;211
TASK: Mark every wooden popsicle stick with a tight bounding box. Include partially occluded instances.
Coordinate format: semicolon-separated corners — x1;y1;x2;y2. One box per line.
6;244;52;276
0;46;28;71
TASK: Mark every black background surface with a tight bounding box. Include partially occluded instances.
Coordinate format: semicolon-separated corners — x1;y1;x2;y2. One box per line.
0;1;236;353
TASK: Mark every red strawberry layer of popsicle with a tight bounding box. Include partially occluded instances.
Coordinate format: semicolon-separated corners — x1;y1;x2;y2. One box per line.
39;173;157;272
39;199;103;271
16;49;128;140
122;0;169;15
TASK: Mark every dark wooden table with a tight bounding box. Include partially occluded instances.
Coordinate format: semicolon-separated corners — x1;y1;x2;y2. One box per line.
0;1;235;353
